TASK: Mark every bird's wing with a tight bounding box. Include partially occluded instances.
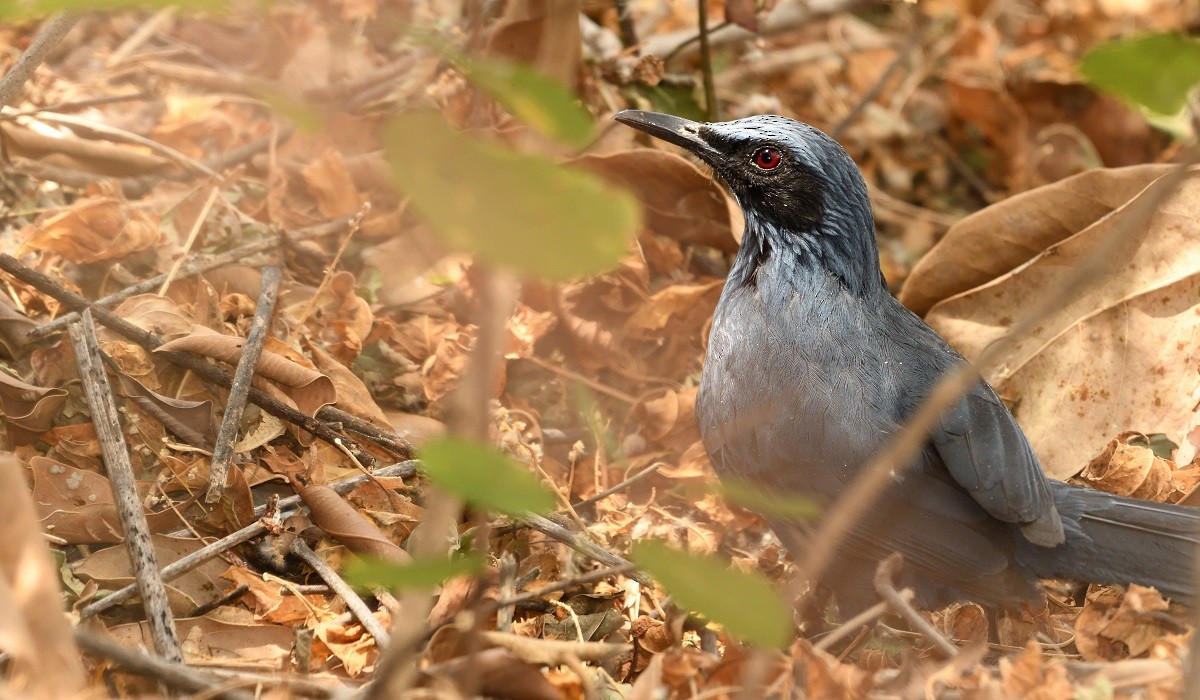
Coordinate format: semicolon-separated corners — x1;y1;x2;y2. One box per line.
930;380;1064;545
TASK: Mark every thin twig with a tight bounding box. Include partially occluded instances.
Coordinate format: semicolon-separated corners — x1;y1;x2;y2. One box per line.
495;463;661;536
830;23;926;140
613;0;639;51
572;463;661;512
73;628;254;700
518;512;651;585
697;0;717;121
68;309;182;662
478;563;635;619
159;187;221;295
290;539;391;648
82;461;419;618
28;216;352;342
18;109;218;177
0;253;378;466
0;12;81;109
793;155;1198;600
813;588;914;651
873;555;956;657
207;264;281;503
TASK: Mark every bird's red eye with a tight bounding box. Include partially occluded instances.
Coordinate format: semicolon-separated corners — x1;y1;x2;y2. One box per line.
752;147;782;170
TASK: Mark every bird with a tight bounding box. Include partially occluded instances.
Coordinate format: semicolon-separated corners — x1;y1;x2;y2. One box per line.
613;108;1200;615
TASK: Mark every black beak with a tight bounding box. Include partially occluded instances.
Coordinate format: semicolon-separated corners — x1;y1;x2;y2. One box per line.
613;110;718;164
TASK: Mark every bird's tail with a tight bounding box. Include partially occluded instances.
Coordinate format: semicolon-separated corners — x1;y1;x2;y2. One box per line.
1016;481;1200;603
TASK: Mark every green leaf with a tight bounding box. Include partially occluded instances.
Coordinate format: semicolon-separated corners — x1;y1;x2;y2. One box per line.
411;33;592;147
635;82;706;123
385;111;638;280
420;436;557;516
0;0;228;18
344;553;485;591
257;87;327;135
717;479;820;522
457;57;594;148
630;540;793;648
1080;33;1200;115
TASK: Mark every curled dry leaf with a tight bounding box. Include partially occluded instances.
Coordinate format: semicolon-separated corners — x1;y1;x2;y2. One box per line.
999;641;1076;698
574;149;741;252
300;148;363;218
934;601;990;645
505;303;556;360
905;167;1200;477
155;327;337;417
110;363;217;449
306;341;390;428
295;271;374;363
1075;432;1200;503
0;370;67;445
633;387;698;446
789;640;874;700
0;294;35;359
298;483;411;562
19;197;161;264
1075;585;1178;662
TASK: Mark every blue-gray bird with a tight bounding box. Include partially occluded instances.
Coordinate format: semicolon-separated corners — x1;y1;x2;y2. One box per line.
615;109;1200;613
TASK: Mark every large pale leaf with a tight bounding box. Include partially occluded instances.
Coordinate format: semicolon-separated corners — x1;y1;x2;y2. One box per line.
384;111;639;281
899;165;1172;316
920;168;1200;477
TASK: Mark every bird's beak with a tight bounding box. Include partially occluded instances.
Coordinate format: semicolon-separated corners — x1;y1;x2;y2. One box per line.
613;110;719;164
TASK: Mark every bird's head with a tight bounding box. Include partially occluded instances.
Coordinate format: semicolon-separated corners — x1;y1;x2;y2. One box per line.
614;109;883;295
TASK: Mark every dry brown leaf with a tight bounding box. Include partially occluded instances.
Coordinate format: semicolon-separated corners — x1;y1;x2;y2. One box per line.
222;565;323;625
111;364;216;448
155;328;337;418
306;340;390;428
0;294;35;359
899;164;1173;315
74;536;231;614
430;648;561;700
298;483;411;561
0;454;86;697
0;370;66;446
626;281;724;334
300;148;362;218
505;303;556;360
918;168;1200;477
790;639;873;700
1000;640;1075;698
28;455;123;544
1076;585;1177;661
1075;432;1200;503
386;411;447;445
575;149;740;252
934;601;990;644
19;197;161;264
109;612;294;666
312;611;382;677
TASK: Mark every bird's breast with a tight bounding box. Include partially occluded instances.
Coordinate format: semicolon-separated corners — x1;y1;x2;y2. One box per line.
696;273;901;493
